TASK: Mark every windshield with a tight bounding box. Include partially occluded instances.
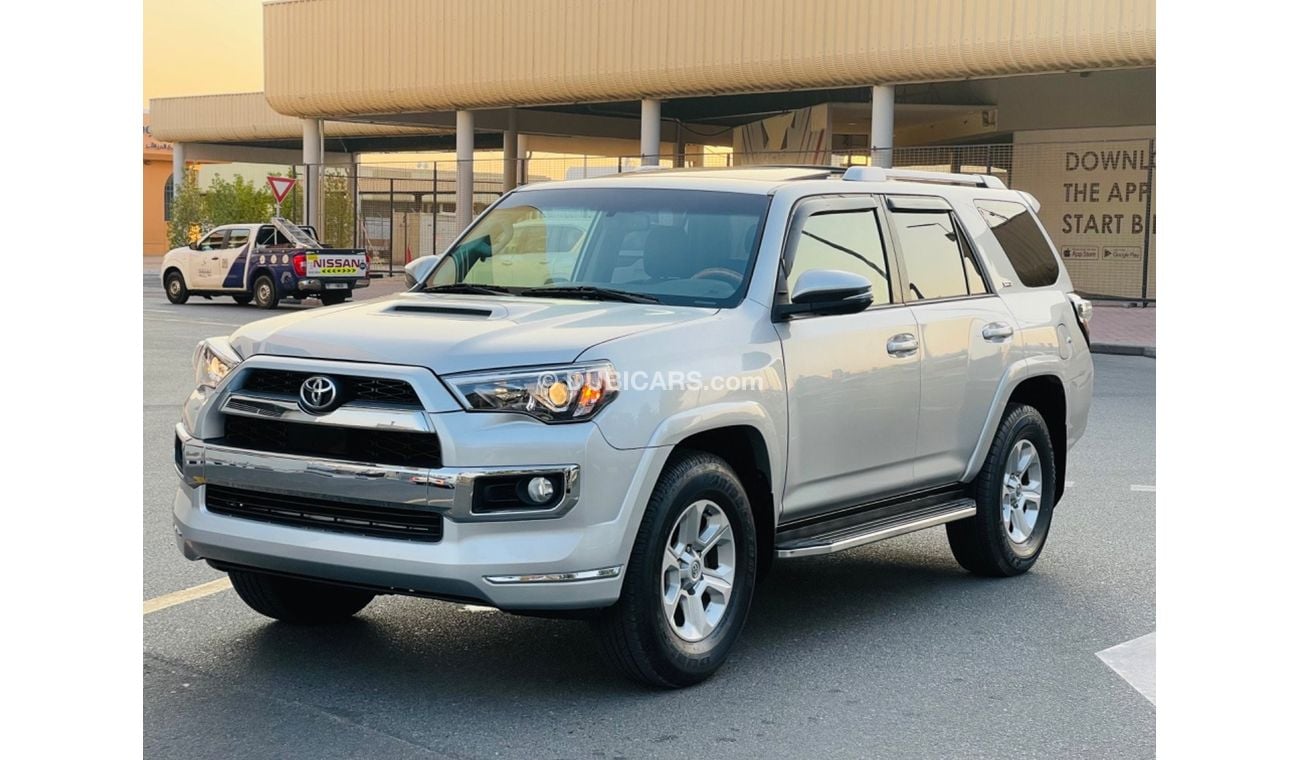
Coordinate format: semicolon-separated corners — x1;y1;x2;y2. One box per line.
425;188;770;307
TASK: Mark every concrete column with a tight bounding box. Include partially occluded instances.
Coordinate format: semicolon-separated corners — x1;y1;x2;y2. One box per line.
455;110;475;234
640;99;661;167
870;85;895;168
348;155;360;248
303;118;323;228
171;142;185;198
503;108;518;192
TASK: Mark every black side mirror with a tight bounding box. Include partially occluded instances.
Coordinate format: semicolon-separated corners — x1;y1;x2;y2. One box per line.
774;269;874;320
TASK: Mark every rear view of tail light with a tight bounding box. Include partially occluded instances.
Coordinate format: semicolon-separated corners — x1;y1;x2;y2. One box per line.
292;252;307;277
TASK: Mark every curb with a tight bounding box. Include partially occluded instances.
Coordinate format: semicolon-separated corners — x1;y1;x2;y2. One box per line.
1092;343;1156;359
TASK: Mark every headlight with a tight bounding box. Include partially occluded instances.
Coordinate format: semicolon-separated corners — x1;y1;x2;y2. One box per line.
446;361;618;423
193;337;242;390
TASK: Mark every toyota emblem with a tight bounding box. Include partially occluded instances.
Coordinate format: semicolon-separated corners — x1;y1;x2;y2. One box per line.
299;375;339;413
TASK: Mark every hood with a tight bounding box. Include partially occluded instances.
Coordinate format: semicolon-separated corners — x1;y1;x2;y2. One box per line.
229;292;717;374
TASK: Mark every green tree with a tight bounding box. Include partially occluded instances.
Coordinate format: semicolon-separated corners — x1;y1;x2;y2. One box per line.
320;171;355;248
206;173;274;226
166;167;208;249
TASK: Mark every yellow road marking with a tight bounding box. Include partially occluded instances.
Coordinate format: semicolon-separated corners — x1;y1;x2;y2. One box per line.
143;578;233;615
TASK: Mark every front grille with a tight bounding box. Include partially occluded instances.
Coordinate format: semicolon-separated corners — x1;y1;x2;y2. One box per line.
219;415;442;468
205;485;444;542
239;369;421;407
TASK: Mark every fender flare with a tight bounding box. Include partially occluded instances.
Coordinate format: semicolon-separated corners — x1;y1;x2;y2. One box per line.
960;356;1068;482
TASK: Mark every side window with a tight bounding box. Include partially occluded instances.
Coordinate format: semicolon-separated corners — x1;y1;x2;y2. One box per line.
197;230;227;251
786;208;892;305
226;228;250;249
891;211;970;301
256;226;276;246
974;199;1060;287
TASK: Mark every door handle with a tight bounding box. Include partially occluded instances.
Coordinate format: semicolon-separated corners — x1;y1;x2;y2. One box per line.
886;333;918;357
982;322;1014;341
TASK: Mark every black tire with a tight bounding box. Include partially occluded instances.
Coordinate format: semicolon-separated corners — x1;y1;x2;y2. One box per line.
252;274;279;309
320;291;348;306
164;271;189;304
228;569;375;624
591;451;758;688
946;402;1057;577
232;294;253;305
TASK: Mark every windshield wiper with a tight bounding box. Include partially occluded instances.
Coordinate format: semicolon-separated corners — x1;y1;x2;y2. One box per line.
520;285;660;304
422;283;512;296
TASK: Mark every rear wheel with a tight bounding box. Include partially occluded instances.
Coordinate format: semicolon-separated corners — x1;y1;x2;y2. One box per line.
228;569;375;624
232;294;252;305
320;291;348;306
252;274;279;309
591;451;757;687
946;403;1057;577
164;271;189;304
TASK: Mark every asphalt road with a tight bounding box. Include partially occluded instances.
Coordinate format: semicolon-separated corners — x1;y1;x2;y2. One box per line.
144;279;1156;759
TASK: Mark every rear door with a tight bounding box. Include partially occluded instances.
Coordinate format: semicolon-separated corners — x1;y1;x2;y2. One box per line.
777;196;921;520
884;195;1018;487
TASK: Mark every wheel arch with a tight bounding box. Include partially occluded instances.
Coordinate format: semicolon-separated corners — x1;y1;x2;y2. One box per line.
963;360;1071;503
669;424;776;580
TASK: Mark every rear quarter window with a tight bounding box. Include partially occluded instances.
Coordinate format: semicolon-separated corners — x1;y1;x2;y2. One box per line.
974;199;1060;288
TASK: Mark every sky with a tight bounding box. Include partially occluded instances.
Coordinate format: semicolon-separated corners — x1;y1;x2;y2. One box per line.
143;0;264;108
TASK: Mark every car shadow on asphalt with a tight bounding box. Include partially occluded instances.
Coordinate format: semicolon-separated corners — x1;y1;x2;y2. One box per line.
227;545;1065;698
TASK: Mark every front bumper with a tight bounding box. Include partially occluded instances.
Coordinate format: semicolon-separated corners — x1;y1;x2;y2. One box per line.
172;412;646;610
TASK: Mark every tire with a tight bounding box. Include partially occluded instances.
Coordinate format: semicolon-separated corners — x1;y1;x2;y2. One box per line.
228;569;375;624
164;271;189;304
232;294;253;305
946;402;1057;577
252;274;279;309
320;291;348;306
591;450;758;687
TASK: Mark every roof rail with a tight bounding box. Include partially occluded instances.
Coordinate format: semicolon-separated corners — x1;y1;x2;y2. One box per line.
841;165;1006;190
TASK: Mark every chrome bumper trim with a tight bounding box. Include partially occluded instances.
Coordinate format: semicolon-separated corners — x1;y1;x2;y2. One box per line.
175;423;580;522
483;566;622;585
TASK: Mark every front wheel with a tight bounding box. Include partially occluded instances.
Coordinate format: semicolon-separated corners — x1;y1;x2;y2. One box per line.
946;403;1057;577
591;451;757;687
252;274;279;309
228;569;375;624
164;271;189;304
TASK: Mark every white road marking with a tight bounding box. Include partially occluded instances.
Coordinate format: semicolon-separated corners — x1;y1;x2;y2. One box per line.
1097;631;1156;705
1130;484;1156;493
144;313;244;328
461;605;497;613
143;578;233;615
1064;480;1075;488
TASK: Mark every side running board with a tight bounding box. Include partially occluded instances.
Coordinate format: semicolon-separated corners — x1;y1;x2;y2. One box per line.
775;498;976;559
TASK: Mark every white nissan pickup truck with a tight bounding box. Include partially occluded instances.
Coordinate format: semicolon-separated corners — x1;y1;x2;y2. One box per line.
173;166;1093;687
161;217;369;309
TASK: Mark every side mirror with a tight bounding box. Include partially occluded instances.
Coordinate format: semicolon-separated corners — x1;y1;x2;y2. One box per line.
775;269;874;319
404;254;442;288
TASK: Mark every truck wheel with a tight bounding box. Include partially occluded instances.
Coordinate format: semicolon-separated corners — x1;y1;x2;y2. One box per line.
946;402;1057;577
232;295;252;305
228;569;375;624
252;275;279;309
164;271;189;304
320;291;348;306
591;451;758;687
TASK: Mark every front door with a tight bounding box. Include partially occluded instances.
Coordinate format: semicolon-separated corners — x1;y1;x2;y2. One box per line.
189;228;228;289
777;197;921;522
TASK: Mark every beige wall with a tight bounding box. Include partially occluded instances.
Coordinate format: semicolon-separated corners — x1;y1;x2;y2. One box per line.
263;0;1155;118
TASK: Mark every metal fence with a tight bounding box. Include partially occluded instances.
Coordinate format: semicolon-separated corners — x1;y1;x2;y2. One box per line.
288;138;1154;299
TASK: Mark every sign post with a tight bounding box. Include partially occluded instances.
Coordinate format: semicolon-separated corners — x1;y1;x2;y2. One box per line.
267;176;297;218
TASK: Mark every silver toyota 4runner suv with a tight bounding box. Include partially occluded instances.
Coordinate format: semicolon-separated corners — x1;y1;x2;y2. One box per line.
173;165;1093;687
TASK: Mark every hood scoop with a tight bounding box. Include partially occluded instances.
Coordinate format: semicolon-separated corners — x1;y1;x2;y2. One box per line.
387;303;495;318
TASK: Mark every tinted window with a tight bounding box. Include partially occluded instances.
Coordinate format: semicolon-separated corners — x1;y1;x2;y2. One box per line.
974;199;1060;287
197;230;227;251
429;188;768;307
892;211;968;301
786;208;892;305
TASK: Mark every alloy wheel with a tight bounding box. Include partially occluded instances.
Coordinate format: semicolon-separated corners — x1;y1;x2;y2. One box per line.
661;499;736;642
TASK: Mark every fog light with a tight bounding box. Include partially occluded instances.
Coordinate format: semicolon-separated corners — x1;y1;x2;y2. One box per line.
526;476;555;504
